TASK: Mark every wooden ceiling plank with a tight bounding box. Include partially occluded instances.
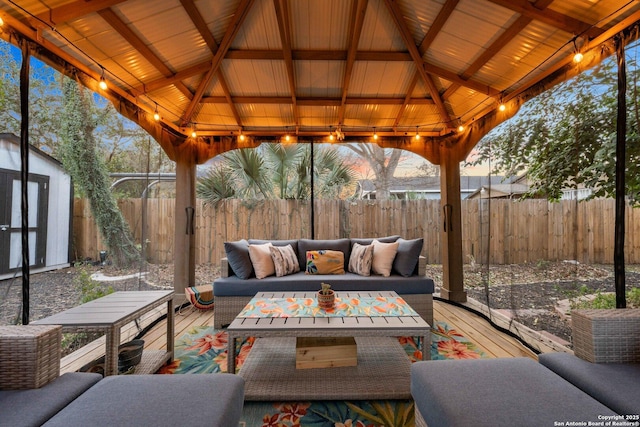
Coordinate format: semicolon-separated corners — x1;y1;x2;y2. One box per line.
181;0;255;126
419;0;458;52
132;61;212;95
180;0;241;126
383;0;451;124
393;72;420;130
338;0;369;127
274;0;299;125
488;0;603;38
98;8;194;99
36;0;126;26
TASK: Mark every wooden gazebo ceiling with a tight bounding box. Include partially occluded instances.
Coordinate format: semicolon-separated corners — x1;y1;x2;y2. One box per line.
2;0;640;162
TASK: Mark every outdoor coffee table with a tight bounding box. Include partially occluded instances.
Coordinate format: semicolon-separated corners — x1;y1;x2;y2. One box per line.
226;291;431;400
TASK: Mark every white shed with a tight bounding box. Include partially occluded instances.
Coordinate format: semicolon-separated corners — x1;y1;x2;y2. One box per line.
0;133;72;280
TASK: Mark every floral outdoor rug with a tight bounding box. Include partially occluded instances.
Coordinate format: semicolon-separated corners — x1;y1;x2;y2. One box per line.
159;321;485;426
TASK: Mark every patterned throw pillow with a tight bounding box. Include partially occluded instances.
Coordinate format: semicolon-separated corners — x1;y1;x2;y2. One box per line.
348;243;374;276
269;244;300;277
371;239;399;277
305;250;345;275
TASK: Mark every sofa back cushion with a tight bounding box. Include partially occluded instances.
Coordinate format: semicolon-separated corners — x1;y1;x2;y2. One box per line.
392;238;424;277
224;239;253;279
305;250;345;275
350;235;400;246
297;238;351;271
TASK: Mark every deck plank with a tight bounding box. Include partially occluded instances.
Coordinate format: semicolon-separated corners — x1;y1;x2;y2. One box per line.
61;299;554;374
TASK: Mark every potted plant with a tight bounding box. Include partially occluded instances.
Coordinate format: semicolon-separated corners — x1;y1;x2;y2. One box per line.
317;282;335;309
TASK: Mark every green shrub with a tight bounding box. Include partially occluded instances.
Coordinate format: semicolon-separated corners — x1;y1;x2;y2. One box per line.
571;287;640;310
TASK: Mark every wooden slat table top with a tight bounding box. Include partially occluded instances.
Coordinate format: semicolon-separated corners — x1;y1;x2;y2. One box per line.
227;291;430;334
33;291;173;329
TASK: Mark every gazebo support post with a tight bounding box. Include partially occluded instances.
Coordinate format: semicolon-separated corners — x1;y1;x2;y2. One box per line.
173;156;196;300
439;150;466;302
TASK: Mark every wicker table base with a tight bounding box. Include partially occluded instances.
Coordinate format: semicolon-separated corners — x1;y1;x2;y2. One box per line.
239;336;411;401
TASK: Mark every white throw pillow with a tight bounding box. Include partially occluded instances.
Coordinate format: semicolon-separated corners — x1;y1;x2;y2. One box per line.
371;239;399;277
248;242;275;279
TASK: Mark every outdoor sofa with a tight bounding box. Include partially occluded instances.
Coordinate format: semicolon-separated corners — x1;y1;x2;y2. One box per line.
411;308;640;426
213;236;435;328
0;325;245;427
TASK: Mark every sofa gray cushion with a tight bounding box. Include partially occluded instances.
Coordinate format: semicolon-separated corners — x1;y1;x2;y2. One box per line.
350;235;400;246
249;239;298;253
224;239;253;279
411;358;616;427
0;372;101;427
297;238;351;271
214;271;433;296
43;374;245;427
392;238;423;277
539;352;640;415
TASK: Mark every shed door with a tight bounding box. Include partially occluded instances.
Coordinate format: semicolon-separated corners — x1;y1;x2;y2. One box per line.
0;169;48;274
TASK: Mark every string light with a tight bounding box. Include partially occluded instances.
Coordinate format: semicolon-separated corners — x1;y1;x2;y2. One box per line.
415;126;420;140
153;104;160;121
0;16;4;26
191;124;197;138
499;103;506;112
573;37;584;63
98;68;108;90
373;128;378;140
329;126;334;141
458;124;465;132
239;130;245;141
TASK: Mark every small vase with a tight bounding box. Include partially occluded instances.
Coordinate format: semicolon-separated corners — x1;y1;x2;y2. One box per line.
317;289;335;310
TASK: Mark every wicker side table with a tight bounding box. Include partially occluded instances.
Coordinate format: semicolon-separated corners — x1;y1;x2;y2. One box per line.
572;308;640;363
0;325;62;390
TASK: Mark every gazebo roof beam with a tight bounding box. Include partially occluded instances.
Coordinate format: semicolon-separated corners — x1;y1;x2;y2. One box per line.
274;0;299;127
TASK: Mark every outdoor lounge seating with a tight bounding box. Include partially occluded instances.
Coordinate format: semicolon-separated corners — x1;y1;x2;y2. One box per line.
411;308;640;426
213;236;435;328
0;325;245;427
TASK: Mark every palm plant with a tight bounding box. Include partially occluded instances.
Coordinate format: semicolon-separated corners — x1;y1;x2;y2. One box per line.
197;143;355;203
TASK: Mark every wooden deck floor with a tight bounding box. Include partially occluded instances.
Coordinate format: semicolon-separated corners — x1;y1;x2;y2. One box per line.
60;298;549;374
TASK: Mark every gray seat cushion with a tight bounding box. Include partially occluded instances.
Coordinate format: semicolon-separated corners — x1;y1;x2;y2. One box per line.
539;352;640;415
411;358;616;427
43;374;244;427
0;372;101;427
214;271;434;296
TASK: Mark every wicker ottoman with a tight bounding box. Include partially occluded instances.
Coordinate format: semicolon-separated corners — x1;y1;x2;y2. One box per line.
0;325;61;390
572;308;640;363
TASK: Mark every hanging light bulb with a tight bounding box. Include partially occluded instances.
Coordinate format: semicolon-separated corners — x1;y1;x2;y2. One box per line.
458;124;465;132
239;130;245;141
373;128;378;140
191;124;197;138
415;126;420;140
329;126;334;141
572;38;584;63
153;104;160;121
285;134;290;142
0;16;4;26
499;103;506;112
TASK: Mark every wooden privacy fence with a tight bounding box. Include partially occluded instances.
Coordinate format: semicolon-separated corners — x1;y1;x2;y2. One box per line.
73;198;640;266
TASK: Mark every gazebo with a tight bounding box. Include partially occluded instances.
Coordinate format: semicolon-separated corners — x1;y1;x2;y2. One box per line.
1;0;639;304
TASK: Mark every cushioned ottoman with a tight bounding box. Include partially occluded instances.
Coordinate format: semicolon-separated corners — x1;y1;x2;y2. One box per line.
42;374;245;427
0;372;102;427
411;358;616;427
539;352;640;415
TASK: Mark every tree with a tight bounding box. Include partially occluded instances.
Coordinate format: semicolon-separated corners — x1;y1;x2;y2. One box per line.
344;143;402;200
59;78;140;266
196;143;356;204
472;49;640;205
